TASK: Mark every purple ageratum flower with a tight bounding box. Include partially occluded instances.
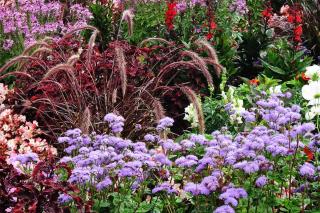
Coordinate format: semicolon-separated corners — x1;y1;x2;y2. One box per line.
96;177;112;190
299;162;316;177
57;193;73;204
144;134;156;142
154;153;172;166
214;205;235;213
59;156;73;163
3;39;14;50
135;124;142;130
69;168;91;185
104;113;125;133
229;0;248;15
152;182;178;194
176;2;187;13
233;160;260;174
156;117;174;132
175;155;198;167
161;139;182;152
241;111;256;123
201;175;219;192
190;134;207;145
255;175;268;187
65;128;82;137
219;187;247;207
180;139;195;149
184;182;210;195
13;152;39;164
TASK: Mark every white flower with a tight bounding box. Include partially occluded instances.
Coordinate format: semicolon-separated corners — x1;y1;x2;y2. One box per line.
302;81;320;101
184;104;199;128
269;85;282;94
306;105;320;120
305;65;320;81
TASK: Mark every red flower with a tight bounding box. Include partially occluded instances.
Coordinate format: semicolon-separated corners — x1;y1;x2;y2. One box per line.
165;2;177;31
206;33;213;40
301;72;310;81
249;78;259;86
294;25;303;36
303;147;314;161
294;25;303;42
295;14;302;23
262;8;272;19
210;21;217;30
287;15;294;23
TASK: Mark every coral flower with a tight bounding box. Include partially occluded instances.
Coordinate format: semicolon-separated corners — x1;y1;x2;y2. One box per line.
249;78;259;85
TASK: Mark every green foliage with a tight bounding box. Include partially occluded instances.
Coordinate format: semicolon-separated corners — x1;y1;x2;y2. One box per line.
261;39;313;81
85;2;114;48
124;3;166;44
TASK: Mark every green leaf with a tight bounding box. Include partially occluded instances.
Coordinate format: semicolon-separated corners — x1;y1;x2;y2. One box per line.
261;60;286;75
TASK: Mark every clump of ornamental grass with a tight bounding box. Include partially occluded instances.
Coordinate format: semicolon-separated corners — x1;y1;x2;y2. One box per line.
57;92;320;212
1;28;221;143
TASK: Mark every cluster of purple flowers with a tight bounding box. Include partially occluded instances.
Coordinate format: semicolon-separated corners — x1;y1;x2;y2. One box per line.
104;113;125;133
58;92;320;212
0;0;91;49
11;152;39;164
229;0;248;15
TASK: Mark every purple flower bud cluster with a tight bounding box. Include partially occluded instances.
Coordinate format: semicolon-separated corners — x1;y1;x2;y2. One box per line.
299;163;316;177
219;187;247;207
229;0;248;15
12;152;39;164
0;0;91;49
152;182;178;194
104;113;125;133
156;117;174;132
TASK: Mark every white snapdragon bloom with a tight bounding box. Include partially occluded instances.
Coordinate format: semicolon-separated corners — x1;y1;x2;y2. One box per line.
184;104;199;128
222;87;246;124
269;85;282;94
305;65;320;81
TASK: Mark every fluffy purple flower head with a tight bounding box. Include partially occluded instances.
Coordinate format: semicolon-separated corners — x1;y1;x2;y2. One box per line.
255;175;268;187
154;153;172;166
152;182;178;194
219;187;247;206
229;0;248;15
299;162;316;177
144;134;156;142
184;182;210;195
156;117;174;132
3;39;14;50
96;177;112;191
214;205;235;213
175;155;198;167
13;152;39;164
104;113;125;133
176;2;187;13
57;194;73;204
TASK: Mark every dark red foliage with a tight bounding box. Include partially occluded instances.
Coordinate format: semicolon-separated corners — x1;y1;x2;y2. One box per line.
0;157;83;213
4;34;217;143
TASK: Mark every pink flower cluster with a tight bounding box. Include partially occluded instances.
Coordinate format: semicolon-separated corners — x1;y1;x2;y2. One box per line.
0;0;92;50
0;83;57;168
